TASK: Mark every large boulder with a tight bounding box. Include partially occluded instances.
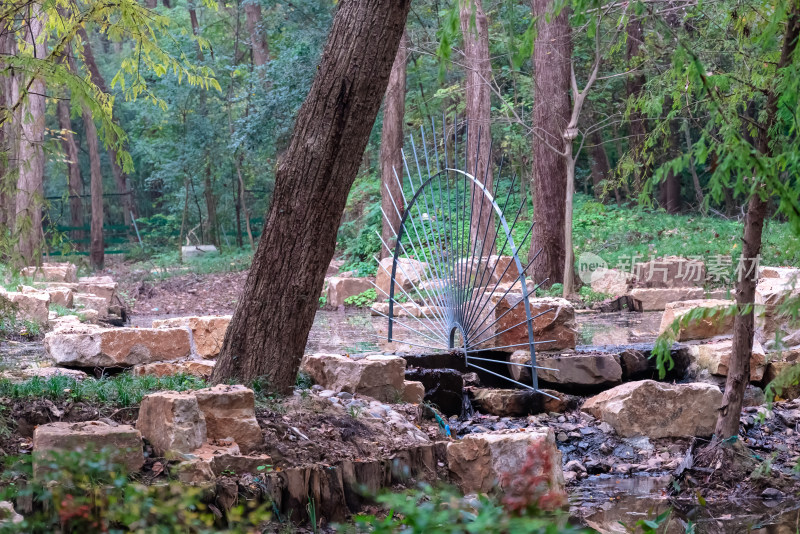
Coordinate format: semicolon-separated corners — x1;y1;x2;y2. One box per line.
21;262;78;283
471;388;539;417
301;353;406;403
691;338;767;382
136;391;207;456
194;385;262;454
536;351;623;389
632;256;706;288
590;268;635;296
0;289;49;323
581;380;722;438
758;266;800;281
45;327;192;368
326;277;374;307
152;315;231;359
755;276;800;344
77;276;117;307
375;257;429;300
33;421;143;478
132;360;216;379
486;255;521;284
19;285;73;308
628;287;705;311
446;429;565;501
73;293;108;314
479;295;577;351
658;299;735;341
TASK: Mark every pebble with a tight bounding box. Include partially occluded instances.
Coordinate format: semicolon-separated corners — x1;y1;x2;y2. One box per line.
337;392;353;400
319;390;336;398
557;432;568;442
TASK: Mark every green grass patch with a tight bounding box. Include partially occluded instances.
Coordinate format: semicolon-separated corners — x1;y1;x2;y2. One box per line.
128;247;254;280
0;373;208;407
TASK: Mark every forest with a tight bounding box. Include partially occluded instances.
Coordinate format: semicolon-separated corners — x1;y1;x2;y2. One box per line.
1;0;800;532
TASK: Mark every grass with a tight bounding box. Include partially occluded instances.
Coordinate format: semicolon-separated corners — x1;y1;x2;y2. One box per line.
0;373;208;407
128;248;254;280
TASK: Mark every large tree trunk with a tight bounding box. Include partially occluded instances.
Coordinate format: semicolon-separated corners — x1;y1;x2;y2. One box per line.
713;3;800;441
244;0;269;73
212;0;411;390
460;0;495;259
15;6;47;266
85;110;105;270
626;17;648;194
379;31;406;259
56;100;85;240
0;25;17;233
528;0;570;287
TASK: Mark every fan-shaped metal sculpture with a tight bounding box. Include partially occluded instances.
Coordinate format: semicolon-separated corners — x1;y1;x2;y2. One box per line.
370;117;556;398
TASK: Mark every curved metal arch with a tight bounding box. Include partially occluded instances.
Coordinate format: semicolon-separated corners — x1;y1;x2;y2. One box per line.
386;167;543;392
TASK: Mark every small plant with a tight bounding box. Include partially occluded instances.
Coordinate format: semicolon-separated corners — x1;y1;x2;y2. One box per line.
344;288;377;308
319;295;327;308
578;286;610;306
347;405;363;419
296;371;313;390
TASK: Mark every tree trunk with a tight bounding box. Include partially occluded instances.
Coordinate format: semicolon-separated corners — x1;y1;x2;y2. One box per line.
460;0;495;259
379;31;406;259
713;2;800;441
528;0;570;287
0;26;17;233
244;1;269;74
56;100;85;241
683;120;705;209
662;169;681;214
204;166;219;247
212;0;411;390
589;129;611;200
85;109;105;270
15;6;47;266
626;17;647;195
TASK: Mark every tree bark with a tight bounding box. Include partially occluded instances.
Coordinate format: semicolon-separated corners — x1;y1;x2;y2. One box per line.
379;31;406;259
15;6;47;266
244;0;269;74
528;0;570;287
460;0;495;259
204;165;219;247
212;0;412;390
713;3;800;441
0;25;17;232
85;110;105;270
626;17;647;194
56;99;85;240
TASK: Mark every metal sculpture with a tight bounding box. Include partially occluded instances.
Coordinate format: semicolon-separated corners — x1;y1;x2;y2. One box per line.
370;117;556;398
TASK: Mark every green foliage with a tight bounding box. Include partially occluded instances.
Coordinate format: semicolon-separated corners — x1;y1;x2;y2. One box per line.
578;286;609;305
342;483;584;534
0;449;269;532
344;288;378;308
0;373;206;407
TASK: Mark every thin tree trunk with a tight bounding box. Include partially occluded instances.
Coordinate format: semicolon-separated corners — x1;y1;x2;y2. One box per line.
589;129;611;200
15;6;47;266
212;0;412;390
460;0;495;259
204;165;219;247
0;25;17;233
626;17;647;195
683;120;705;209
379;31;406;259
56;99;85;240
713;3;800;441
244;1;269;74
84;110;105;270
528;0;570;287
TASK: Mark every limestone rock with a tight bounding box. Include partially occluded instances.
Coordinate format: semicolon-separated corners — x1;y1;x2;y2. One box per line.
132;360;215;379
0;289;49;323
631;256;706;288
483;296;577;351
1;366;88;382
446;429;565;499
194;385;262;454
471;388;538;417
301;353;406;403
590;268;635;296
73;293;108;314
628;287;705;311
486;255;521;284
758;266;800;281
764;361;800;400
375;257;429;300
0;501;23;525
508;350;533;383
755;276;800;342
33;421;143;477
514;350;622;388
581;380;722;438
45;327;192;368
77;276;117;307
401;380;425;404
174;458;216;486
692;338;766;381
152;315;231;359
326;277;374;308
658;299;735;341
21;262;77;283
136;391;207;456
